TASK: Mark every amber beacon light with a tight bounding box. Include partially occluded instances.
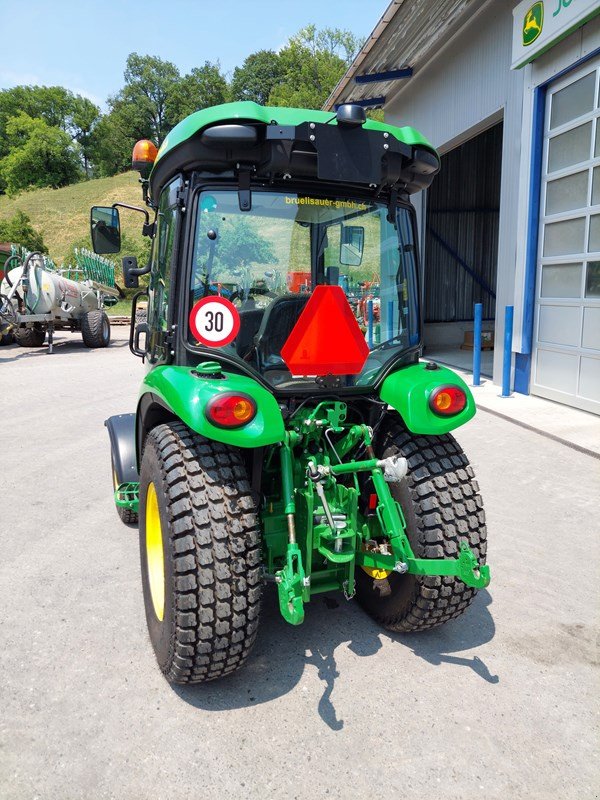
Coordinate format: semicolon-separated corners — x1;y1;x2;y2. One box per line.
132;139;158;177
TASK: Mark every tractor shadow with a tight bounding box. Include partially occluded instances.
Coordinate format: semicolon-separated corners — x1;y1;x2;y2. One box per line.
173;587;497;731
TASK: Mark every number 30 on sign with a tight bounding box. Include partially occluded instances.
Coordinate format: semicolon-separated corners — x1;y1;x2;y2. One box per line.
189;296;240;347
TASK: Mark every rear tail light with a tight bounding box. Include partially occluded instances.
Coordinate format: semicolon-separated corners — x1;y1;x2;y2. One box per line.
205;393;257;428
429;385;467;416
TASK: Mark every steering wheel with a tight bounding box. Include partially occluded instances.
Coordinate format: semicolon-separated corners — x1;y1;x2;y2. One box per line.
229;286;279;308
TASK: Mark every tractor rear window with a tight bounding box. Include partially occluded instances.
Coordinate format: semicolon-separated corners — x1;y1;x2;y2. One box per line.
188;190;419;389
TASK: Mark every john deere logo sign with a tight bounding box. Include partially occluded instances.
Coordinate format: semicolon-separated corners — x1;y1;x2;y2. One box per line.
513;0;600;69
523;2;544;45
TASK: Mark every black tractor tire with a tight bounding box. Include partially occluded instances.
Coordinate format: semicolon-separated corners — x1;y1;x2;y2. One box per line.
81;310;110;348
0;332;14;346
111;456;138;525
139;422;262;684
355;422;487;633
15;324;45;347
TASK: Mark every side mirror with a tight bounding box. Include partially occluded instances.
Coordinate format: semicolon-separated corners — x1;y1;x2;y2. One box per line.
340;225;364;267
91;206;121;254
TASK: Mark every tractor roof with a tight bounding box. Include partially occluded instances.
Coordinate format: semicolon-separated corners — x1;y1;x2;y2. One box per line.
155;101;435;166
149;101;439;200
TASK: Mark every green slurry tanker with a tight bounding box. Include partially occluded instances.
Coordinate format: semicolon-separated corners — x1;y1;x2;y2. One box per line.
96;101;490;684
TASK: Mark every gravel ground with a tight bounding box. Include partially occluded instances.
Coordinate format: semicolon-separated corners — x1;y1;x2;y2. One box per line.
0;329;598;800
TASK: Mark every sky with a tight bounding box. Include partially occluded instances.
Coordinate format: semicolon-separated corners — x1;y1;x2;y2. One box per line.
0;0;389;109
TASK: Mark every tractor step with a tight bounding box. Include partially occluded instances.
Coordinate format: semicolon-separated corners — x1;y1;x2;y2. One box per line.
115;482;140;511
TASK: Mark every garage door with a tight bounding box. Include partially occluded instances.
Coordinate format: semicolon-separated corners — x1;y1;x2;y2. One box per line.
532;61;600;414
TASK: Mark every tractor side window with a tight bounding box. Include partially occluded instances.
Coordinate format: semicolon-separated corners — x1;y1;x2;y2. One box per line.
148;177;181;362
321;209;414;354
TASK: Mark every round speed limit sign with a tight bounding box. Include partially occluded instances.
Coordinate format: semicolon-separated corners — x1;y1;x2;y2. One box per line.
189;296;240;347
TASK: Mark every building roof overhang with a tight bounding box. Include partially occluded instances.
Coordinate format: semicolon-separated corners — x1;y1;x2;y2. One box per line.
324;0;489;111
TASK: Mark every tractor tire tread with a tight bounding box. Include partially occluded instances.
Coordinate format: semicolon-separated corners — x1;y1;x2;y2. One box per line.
117;505;138;524
358;422;487;633
143;422;261;684
81;310;110;348
15;325;45;347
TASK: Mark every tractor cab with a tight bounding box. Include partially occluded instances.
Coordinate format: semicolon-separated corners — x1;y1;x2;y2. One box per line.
94;102;438;391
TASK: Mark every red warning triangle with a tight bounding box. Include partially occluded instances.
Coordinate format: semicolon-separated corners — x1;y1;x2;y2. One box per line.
281;285;369;376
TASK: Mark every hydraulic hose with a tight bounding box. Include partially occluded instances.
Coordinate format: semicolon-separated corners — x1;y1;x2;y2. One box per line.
1;254;22;288
20;251;43;313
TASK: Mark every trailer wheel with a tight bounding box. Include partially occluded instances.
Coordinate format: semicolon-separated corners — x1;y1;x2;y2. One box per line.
356;422;487;632
15;324;45;347
139;422;262;684
111;456;138;525
81;310;110;348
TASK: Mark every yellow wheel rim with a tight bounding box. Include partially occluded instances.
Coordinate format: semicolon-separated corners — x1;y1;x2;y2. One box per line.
145;482;165;621
360;542;392;580
361;565;392;580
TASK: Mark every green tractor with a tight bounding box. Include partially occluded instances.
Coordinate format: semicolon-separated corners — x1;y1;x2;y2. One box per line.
96;101;490;685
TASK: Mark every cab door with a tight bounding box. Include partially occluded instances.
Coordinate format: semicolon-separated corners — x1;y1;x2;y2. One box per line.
147;176;182;364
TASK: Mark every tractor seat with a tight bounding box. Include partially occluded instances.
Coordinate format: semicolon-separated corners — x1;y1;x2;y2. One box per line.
254;293;309;371
235;307;265;359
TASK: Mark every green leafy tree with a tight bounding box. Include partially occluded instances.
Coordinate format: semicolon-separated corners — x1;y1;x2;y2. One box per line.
230;51;284;105
0;85;85;158
0;210;48;252
88;104;149;177
91;52;181;176
116;53;181;143
0;86;73;153
196;215;275;285
169;62;228;121
0;86;100;187
269;25;362;109
214;218;276;272
0;113;82;195
69;96;101;178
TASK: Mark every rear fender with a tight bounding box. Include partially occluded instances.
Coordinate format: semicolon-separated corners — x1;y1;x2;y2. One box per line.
137;365;285;456
105;413;139;483
380;362;476;434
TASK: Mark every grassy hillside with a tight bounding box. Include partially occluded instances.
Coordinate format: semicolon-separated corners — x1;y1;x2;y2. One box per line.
0;172;144;263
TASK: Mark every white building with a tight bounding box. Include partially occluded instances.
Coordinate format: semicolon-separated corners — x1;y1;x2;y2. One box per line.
326;0;600;414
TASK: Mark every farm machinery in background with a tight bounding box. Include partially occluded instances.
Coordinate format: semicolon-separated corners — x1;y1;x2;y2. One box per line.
0;245;120;352
0;244;14;345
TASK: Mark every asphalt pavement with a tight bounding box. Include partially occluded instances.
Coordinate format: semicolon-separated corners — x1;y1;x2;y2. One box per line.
0;328;598;800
